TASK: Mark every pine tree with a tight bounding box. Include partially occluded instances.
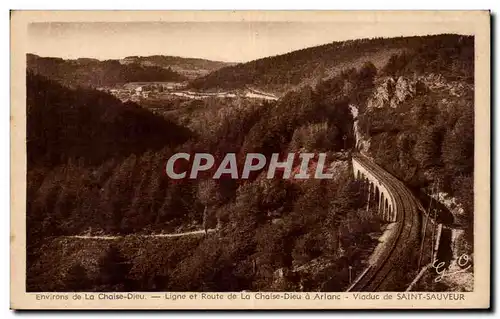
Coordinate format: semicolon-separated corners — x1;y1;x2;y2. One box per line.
413;125;443;169
442;110;474;175
97;245;132;291
64;263;90;292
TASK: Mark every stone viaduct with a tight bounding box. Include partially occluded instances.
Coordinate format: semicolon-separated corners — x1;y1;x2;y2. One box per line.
352;156;397;222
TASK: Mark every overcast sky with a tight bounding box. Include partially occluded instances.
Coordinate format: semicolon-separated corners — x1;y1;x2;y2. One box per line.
28;21;472;63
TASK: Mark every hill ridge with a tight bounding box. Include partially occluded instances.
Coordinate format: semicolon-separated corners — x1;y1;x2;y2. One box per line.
189;33;473;94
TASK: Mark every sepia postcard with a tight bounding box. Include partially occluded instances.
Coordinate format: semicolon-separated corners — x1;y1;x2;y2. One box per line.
10;10;490;310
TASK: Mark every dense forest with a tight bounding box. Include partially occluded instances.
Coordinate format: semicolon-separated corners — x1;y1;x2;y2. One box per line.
26;33;475;292
357;35;474;238
27;54;186;88
189;34;472;93
27;73;191;167
27;65;383;292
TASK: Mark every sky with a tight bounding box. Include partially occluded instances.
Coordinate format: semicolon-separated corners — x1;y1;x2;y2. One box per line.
28;21;472;63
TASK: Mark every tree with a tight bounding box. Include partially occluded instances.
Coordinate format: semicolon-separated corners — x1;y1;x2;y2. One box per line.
197;180;221;232
384;52;411;76
328;179;363;254
64;263;90;292
413;125;443;170
415;101;439;126
452;175;474;244
97;245;132;291
289;122;339;152
351;62;377;105
442;110;474;175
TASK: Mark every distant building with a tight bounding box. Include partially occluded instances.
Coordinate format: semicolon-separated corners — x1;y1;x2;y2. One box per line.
120;57;137;65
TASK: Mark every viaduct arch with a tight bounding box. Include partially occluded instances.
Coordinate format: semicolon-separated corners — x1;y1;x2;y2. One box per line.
353;157;397;222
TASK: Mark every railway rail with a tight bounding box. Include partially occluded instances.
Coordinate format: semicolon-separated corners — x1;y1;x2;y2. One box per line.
347;154;421;291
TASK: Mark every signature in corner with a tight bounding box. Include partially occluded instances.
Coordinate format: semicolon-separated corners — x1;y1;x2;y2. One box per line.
432;254;472;283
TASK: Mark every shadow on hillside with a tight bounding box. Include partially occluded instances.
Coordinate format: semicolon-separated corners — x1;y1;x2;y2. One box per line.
411;187;455;226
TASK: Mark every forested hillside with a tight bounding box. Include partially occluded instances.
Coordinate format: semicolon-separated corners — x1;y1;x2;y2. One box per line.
351;35;475;291
120;55;234;79
27;73;192;281
356;35;474;231
27;67;383;292
27;72;191;167
26;33;475;293
189;34;472;94
27;54;186;88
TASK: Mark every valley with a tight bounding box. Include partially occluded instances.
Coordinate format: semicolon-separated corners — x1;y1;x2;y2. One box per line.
97;81;278;104
25;33;474;294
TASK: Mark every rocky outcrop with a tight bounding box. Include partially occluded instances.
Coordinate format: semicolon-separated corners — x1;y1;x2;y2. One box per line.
366;73;472;110
394;76;418;106
367;75;424;109
366;77;395;109
419;73;472;97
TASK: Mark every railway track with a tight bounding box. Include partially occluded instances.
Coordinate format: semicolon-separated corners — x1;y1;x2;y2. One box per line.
347;154;421;291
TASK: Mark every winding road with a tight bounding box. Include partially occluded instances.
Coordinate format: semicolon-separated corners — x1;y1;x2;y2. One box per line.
67;228;216;240
347;153;421;291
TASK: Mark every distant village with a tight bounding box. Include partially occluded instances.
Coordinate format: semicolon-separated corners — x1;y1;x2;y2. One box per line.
97;82;187;102
97;82;279;102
